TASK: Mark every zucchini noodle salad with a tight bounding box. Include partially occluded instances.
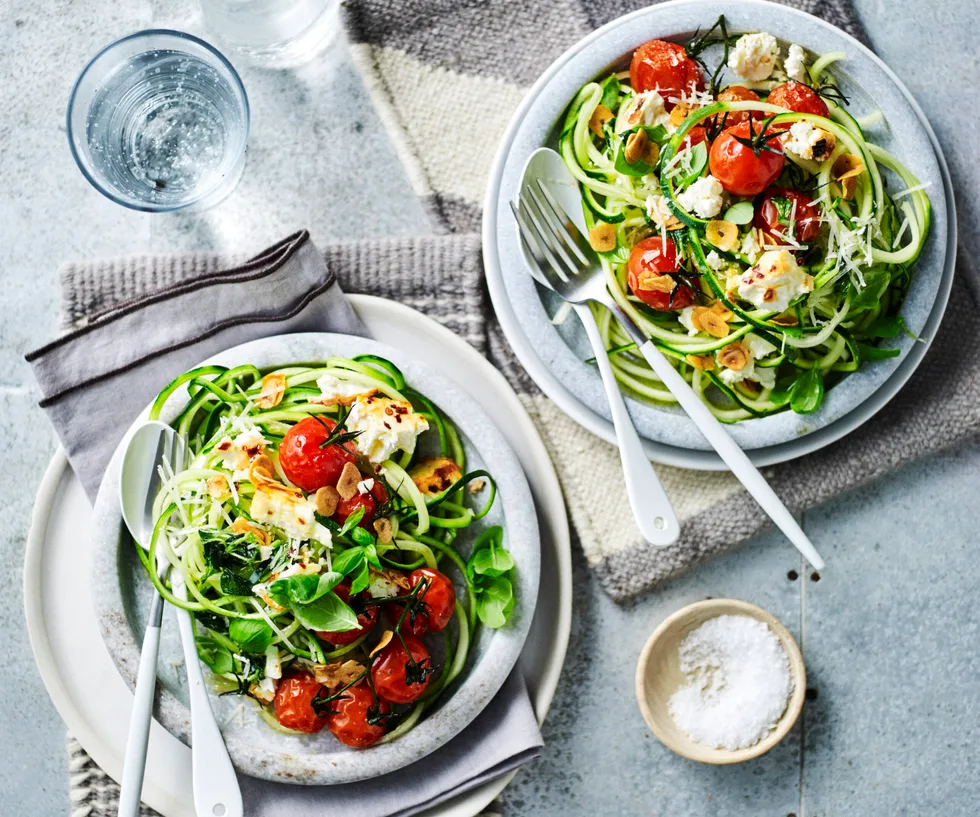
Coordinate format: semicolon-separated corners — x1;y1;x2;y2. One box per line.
559;16;931;420
142;356;516;747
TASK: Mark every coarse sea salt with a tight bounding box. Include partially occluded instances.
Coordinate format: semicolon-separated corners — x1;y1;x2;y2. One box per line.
668;615;793;750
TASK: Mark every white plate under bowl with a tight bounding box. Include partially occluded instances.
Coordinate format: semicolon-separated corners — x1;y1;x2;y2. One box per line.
25;296;572;816
484;0;956;469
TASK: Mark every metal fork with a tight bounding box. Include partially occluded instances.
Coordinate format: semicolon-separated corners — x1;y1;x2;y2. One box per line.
513;174;825;570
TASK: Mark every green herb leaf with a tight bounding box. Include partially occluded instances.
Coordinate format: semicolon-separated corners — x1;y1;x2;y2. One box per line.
351;526;375;547
674;141;709;187
350;560;371;595
291;592;359;633
865;315;905;338
228;619;275;654
470;546;515;578
196;637;234;675
789;369;825;414
475;576;515;629
852;267;891;309
332;547;365;576
363;543;383;571
270;571;343;607
197;611;229;634
771;195;794;226
339;507;366;535
599;75;620;112
220;569;254;597
855;342;901;362
723;201;754;225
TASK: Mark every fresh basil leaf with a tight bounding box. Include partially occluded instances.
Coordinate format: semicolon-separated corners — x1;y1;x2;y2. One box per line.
197;611;229;634
855;342;901;362
201;529;258;572
674;141;708;187
349;560;371;595
599;74;620;112
865;315;905;338
852;267;891;309
472;525;504;553
332;547;365;576
291;592;359;633
351;526;375;547
339;507;366;535
789;369;825;414
220;570;253;597
196;637;234;675
475;576;514;629
363;543;383;571
723;201;755;225
771;195;793;225
228;619;275;654
266;581;290;610
470;546;515;578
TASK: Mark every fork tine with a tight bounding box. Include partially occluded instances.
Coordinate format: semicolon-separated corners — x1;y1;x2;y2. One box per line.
532;179;591;265
509;201;550;282
515;195;574;287
524;184;584;274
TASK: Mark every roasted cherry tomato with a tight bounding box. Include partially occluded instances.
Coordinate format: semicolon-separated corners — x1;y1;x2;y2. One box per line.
626;237;696;312
278;416;357;492
371;633;433;705
629;39;703;110
315;583;378;647
708;121;785;196
325;682;390;748
709;85;761;130
334;480;388;528
680;125;709;148
273;671;328;734
766;81;829;118
754;187;822;245
389;568;456;636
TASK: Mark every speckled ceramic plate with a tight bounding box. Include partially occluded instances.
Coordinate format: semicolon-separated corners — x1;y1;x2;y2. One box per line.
483;0;955;468
90;331;541;785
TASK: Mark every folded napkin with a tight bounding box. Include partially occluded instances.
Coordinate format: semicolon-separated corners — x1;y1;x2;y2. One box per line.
30;231;541;817
342;0;980;599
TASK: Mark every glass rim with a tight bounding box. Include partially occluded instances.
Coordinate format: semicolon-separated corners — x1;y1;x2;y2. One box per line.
66;28;251;213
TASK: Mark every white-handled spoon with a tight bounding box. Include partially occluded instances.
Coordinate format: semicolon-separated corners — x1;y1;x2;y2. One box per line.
118;422;242;817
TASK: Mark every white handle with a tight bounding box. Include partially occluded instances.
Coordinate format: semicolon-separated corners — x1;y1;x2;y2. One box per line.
173;585;244;817
577;305;680;546
117;595;163;817
635;338;825;569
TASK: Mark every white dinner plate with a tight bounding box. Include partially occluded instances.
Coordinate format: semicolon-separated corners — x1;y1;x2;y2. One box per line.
24;295;572;816
483;0;956;469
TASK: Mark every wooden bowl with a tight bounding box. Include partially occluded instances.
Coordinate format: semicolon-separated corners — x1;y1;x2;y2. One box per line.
635;599;806;764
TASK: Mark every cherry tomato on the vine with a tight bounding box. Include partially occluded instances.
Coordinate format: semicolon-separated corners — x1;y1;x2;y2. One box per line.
626;237;696;312
371;633;433;705
708;121;785;196
273;671;328;734
278;416;357;492
325;682;390;748
315;583;378;647
754;187;823;245
629;39;704;110
710;85;762;130
389;568;456;636
766;81;829;119
333;480;388;528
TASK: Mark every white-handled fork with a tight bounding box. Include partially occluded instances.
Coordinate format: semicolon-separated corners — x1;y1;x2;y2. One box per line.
512;151;824;570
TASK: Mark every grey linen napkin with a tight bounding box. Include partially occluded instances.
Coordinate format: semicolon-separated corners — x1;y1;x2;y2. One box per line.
342;0;979;599
30;230;541;817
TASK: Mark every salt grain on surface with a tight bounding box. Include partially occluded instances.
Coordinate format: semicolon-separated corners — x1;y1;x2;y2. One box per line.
668;615;793;750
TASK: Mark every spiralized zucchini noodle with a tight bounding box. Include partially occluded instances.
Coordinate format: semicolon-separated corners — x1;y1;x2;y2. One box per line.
558;18;931;420
140;356;516;745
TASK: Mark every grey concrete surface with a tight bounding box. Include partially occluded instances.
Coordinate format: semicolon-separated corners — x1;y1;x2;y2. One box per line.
1;0;978;814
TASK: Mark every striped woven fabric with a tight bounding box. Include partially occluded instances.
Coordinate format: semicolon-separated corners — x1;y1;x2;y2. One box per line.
341;0;979;600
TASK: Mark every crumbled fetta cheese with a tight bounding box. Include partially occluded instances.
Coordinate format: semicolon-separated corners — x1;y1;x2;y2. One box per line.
744;333;779;361
741;229;763;263
678;307;700;336
347;395;429;464
676;175;725;219
645;194;675;228
781;121;835;161
618;90;670;132
214;429;267;479
717;336;778;389
705;250;726;271
357;478;376;496
736;250;814;312
249;475;331;544
311;373;376;405
728;32;779;81
784;44;808;83
265;645;282;680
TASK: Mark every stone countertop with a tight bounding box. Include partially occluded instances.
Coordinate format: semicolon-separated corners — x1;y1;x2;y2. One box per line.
1;0;977;814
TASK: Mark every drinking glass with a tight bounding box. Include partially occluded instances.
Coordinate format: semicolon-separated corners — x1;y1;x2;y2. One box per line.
199;0;338;67
67;30;250;212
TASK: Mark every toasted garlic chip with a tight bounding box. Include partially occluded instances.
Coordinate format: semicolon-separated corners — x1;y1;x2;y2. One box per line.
770;313;799;327
832;153;864;201
589;222;617;253
336;461;362;501
693;306;730;338
370;630;394;658
255;373;286;409
637;271;676;293
624;129;650;165
669;103;693;128
314;660;366;690
719;341;749;371
686;354;715;371
709;301;734;321
315;485;340;517
589;104;614;137
373;517;394;544
706;220;739;252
